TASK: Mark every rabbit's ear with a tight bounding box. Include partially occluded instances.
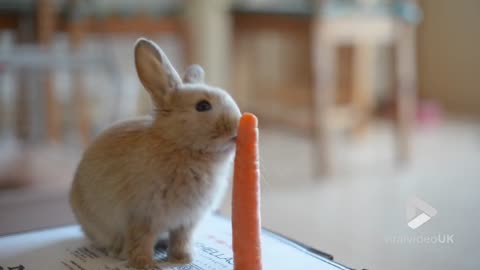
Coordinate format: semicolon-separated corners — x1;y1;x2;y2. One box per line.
134;38;181;104
183;64;205;84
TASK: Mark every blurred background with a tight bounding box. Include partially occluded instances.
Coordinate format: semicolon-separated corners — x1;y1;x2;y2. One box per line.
0;0;479;269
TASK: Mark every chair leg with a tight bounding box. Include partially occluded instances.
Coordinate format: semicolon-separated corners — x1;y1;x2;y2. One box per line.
395;25;417;164
37;0;60;142
312;27;336;177
68;19;90;145
352;43;375;137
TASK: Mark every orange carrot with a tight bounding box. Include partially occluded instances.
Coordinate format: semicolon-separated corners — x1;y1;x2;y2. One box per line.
232;113;262;270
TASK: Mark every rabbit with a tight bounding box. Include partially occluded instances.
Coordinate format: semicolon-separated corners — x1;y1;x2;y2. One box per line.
69;38;241;269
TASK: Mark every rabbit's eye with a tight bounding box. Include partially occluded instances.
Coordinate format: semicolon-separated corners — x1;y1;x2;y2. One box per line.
196;100;211;112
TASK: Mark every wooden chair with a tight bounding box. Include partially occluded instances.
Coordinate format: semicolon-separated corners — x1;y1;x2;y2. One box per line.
312;0;421;175
230;0;420;176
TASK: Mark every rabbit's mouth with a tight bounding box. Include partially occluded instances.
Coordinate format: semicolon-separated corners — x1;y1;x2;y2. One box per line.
206;134;237;154
224;135;237;148
220;135;237;152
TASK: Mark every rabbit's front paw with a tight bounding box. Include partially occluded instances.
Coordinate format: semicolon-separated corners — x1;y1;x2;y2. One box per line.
168;249;193;264
128;254;156;269
168;226;194;264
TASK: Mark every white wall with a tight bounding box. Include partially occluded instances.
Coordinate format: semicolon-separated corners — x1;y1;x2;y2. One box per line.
418;0;480;117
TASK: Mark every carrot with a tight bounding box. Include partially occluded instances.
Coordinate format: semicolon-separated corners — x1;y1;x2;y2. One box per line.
232;113;262;270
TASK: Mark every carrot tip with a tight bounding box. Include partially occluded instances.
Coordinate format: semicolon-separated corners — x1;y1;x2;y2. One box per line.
239;112;258;129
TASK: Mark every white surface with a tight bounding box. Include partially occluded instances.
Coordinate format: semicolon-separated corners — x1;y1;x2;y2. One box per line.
0;215;348;270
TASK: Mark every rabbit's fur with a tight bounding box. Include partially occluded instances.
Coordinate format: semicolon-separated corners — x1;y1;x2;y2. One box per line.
69;38;241;269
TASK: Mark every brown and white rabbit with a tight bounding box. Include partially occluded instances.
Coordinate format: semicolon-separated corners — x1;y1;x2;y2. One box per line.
69;38;241;269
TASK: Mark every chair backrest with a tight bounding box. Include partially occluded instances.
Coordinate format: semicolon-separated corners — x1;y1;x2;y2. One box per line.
0;44;124;148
